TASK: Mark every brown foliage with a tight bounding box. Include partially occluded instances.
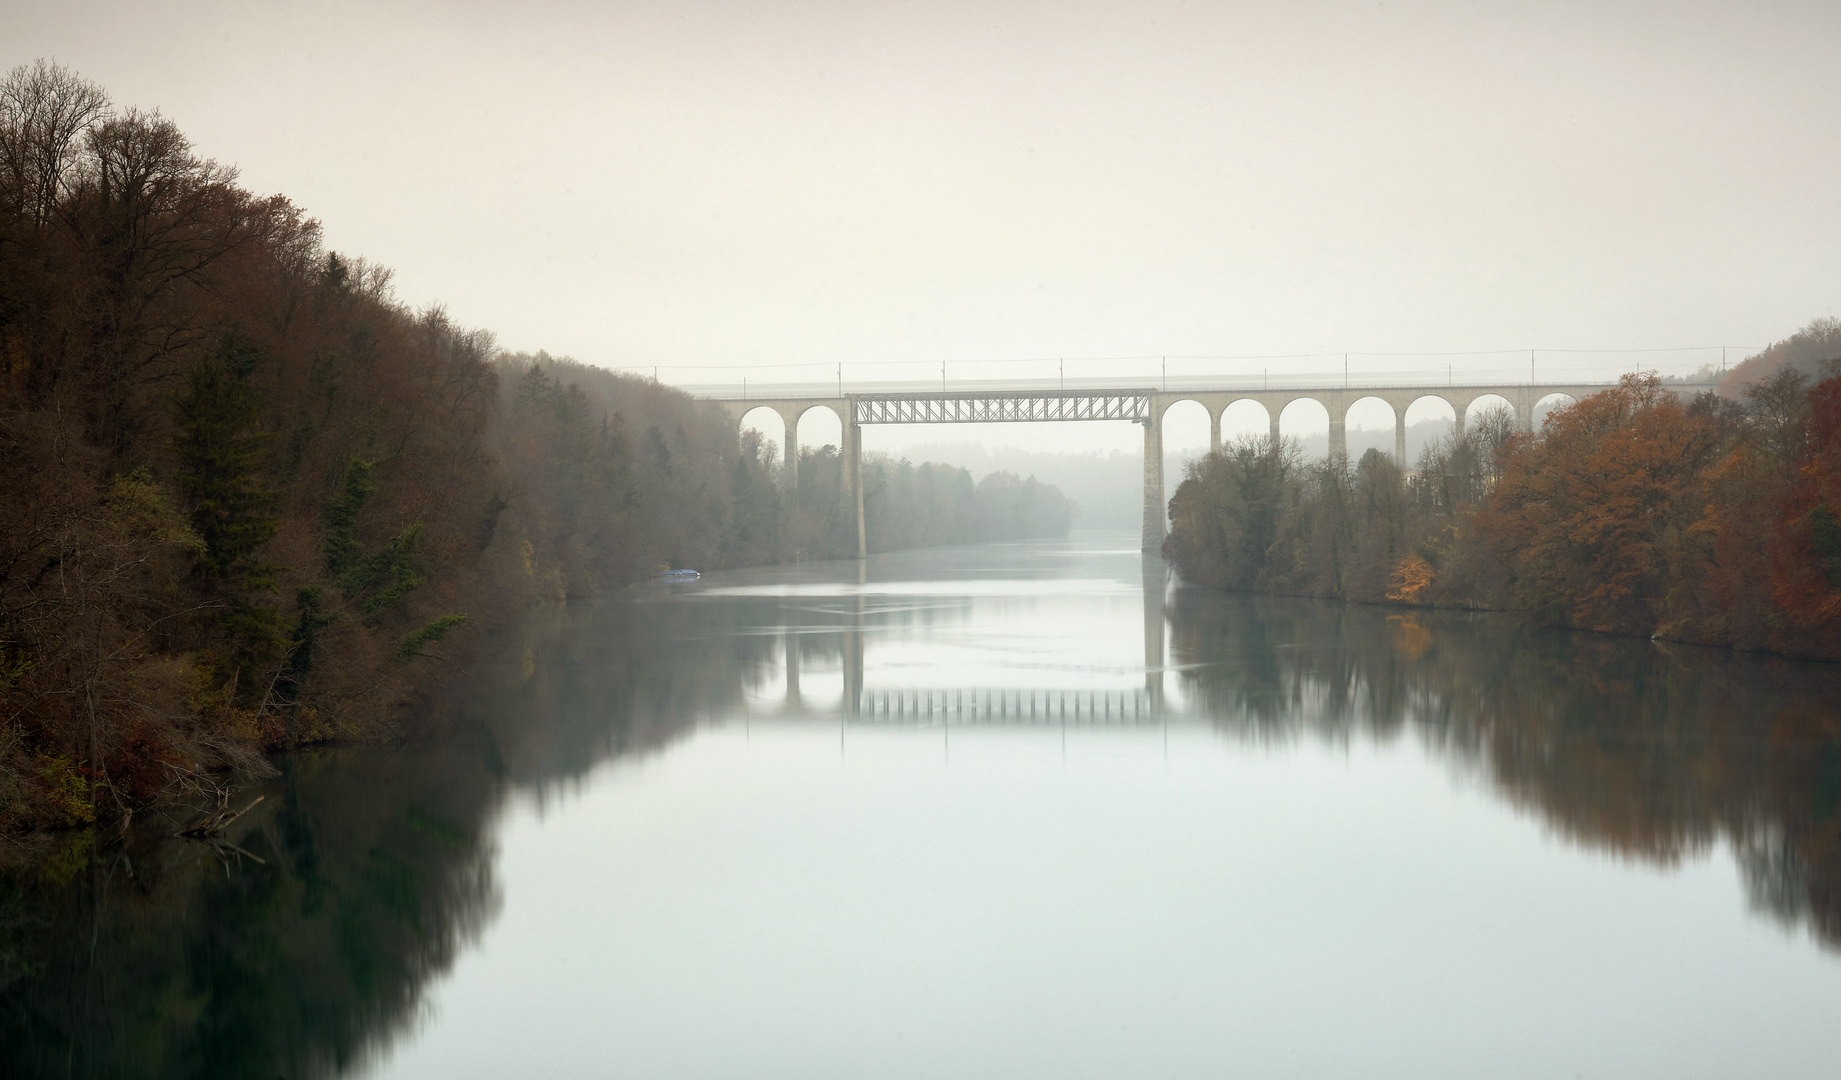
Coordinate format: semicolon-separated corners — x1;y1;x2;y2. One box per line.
1478;373;1730;634
0;64;524;834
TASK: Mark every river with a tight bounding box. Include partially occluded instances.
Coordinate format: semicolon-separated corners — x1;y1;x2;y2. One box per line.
7;532;1841;1078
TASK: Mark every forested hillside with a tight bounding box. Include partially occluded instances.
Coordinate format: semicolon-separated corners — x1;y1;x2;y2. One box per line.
0;62;1069;837
1719;318;1841;397
1164;343;1841;659
492;351;1073;572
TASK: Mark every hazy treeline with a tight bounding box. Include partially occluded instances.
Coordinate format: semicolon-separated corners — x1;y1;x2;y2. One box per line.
903;442;1143;529
1164;328;1841;659
860;455;1073;553
503;352;1072;568
1719;317;1841;397
0;62;1067;837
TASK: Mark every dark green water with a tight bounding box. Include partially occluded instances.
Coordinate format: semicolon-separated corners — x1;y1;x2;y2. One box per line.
7;533;1841;1078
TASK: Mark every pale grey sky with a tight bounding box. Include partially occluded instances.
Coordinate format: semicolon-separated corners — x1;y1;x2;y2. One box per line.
8;0;1838;452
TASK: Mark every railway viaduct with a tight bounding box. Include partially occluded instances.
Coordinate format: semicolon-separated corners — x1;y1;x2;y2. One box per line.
708;381;1716;553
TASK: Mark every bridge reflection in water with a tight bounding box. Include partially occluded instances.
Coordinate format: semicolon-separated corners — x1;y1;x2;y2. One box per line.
775;556;1171;723
858;687;1155;725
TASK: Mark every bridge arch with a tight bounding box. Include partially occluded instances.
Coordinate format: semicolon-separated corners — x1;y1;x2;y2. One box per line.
793;403;844;452
1461;393;1517;437
1343;396;1398;462
1402;395;1459;466
1278;397;1331;459
1533;392;1578;431
738;406;788;477
1160;398;1213;465
1218;398;1273;450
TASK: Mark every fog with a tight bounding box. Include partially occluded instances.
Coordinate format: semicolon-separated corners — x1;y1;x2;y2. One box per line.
9;0;1837;456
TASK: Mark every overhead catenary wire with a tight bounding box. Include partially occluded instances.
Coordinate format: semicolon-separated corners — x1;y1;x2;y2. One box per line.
574;344;1766;400
587;344;1763;375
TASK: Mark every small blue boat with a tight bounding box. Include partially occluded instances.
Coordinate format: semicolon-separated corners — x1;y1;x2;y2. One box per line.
657;568;700;582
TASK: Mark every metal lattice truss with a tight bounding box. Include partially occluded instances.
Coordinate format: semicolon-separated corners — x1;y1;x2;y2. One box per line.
851;389;1153;425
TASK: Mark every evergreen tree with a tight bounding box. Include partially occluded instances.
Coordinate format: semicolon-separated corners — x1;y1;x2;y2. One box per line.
172;341;281;580
322;457;375;578
171;337;287;701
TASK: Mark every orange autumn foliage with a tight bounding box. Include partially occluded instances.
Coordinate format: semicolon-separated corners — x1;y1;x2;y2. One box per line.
1479;373;1730;634
1386;554;1435;603
1476;368;1841;656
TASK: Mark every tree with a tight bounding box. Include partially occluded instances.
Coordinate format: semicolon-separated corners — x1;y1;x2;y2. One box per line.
1763;370;1841;636
0;59;108;229
172;340;281;579
171;338;288;703
1479;373;1726;633
1162;435;1297;590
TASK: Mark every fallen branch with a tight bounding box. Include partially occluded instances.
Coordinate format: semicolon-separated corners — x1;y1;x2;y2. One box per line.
208;839;267;868
178;792;265;838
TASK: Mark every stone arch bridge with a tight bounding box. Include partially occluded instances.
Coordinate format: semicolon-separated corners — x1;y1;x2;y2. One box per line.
709;381;1713;554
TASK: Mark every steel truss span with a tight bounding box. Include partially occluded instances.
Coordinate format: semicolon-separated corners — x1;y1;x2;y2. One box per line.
851;389;1153;425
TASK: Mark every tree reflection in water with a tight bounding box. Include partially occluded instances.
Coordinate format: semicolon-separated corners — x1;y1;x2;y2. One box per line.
5;562;1841;1076
0;738;503;1079
1167;587;1841;949
0;589;779;1079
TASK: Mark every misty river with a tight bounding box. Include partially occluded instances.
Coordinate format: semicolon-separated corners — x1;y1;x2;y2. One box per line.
9;532;1841;1078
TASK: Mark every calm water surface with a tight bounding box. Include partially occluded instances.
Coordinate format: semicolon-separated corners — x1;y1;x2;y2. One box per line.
9;532;1841;1078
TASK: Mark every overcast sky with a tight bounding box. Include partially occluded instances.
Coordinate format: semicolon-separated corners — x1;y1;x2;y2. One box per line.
7;0;1838;450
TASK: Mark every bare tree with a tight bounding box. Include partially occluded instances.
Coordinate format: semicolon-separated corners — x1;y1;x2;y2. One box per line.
0;59;109;229
1744;366;1812;470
